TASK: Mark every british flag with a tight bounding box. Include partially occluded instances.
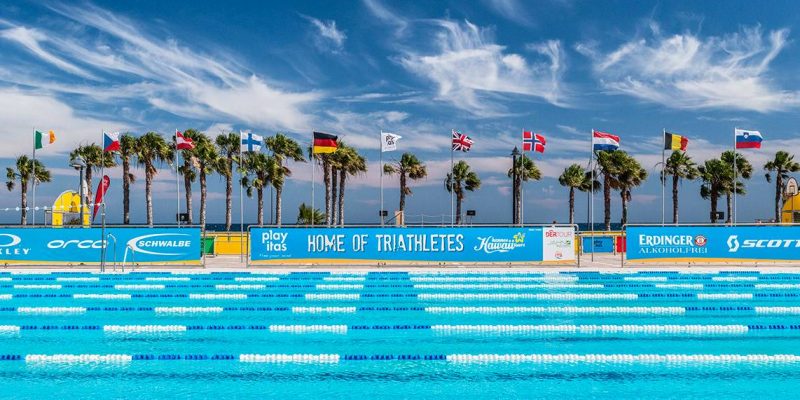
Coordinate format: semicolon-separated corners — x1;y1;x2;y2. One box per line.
451;130;474;152
522;131;546;153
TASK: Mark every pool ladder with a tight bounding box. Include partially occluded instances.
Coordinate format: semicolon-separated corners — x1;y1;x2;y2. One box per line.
101;234;116;273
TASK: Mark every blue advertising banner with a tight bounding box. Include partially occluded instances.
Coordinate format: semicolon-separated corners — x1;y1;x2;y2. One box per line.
581;236;615;253
250;227;566;263
0;227;201;264
626;225;800;261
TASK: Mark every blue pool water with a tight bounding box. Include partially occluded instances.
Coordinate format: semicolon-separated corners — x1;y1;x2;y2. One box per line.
1;269;800;398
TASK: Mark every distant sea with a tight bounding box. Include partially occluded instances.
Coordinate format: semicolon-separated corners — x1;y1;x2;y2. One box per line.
203;223;625;232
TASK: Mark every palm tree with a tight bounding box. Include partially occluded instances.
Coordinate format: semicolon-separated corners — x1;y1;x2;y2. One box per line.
177;129;200;224
383;152;427;218
265;133;305;227
765;151;800;222
333;144;367;226
241;153;277;226
135;132;173;227
215;132;240;231
699;158;729;223
595;150;628;231
192;132;218;230
308;149;335;226
558;164;596;225
69;144;117;207
6;155;51;225
662;151;699;224
297;202;325;225
507;156;542;224
721;151;752;223
445;160;481;224
117;133;137;224
614;155;648;226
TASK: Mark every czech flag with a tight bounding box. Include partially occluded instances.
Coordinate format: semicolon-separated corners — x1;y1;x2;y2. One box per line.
103;131;120;152
522;131;546;153
592;130;620;151
313;131;338;154
735;129;763;149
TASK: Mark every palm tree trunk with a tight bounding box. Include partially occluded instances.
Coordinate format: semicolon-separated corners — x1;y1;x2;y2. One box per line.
725;192;732;224
456;191;463;225
620;190;628;226
183;159;193;225
225;156;233;231
603;174;611;231
775;175;783;222
275;185;283;227
257;187;263;226
672;175;679;224
515;176;522;224
711;192;718;224
330;168;338;226
200;170;207;230
85;166;94;207
123;158;130;225
323;159;331;226
568;187;575;225
338;173;346;226
399;173;406;213
20;184;27;225
145;166;154;227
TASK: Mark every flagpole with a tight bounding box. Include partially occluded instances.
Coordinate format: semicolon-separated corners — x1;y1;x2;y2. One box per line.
520;129;525;227
175;130;181;228
661;129;666;226
311;136;315;228
733;127;737;226
31;128;36;226
239;132;244;262
450;130;454;227
100;130;105;228
380;130;384;227
590;129;595;262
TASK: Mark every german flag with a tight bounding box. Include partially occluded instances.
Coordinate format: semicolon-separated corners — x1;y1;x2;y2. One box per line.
313;131;338;154
664;132;688;151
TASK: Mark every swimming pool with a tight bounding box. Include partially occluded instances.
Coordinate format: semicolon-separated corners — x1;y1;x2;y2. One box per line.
1;269;799;399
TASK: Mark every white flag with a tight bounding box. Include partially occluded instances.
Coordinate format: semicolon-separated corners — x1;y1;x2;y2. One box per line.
381;132;401;152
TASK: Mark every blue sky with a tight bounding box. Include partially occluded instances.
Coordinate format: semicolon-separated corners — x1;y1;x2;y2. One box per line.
1;0;800;225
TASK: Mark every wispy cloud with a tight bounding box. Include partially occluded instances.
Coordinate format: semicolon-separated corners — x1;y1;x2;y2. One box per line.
362;0;408;36
576;23;799;112
400;20;569;116
303;15;347;51
0;25;97;80
483;0;534;27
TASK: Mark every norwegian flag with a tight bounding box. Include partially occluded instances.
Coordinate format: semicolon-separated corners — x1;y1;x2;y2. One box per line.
451;129;474;152
522;131;546;153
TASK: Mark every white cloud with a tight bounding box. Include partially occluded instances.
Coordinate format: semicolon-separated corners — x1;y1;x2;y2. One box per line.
0;3;320;132
484;0;533;27
362;0;408;36
400;20;568;116
576;24;799;112
304;16;347;50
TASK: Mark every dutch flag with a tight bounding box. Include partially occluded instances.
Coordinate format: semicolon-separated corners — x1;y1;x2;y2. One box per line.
592;130;620;151
735;129;763;149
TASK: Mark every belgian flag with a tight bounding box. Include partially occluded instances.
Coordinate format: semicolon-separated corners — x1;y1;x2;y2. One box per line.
664;132;688;151
313;131;338;154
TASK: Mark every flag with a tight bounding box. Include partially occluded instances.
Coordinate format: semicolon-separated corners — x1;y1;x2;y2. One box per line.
735;129;763;149
313;131;338;154
240;132;264;153
34;130;56;150
92;175;110;221
176;131;195;150
592;130;620;151
522;131;546;153
451;129;474;152
664;132;688;151
381;132;401;152
103;131;120;152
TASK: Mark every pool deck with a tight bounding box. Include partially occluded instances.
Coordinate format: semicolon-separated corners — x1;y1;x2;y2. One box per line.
2;254;800;273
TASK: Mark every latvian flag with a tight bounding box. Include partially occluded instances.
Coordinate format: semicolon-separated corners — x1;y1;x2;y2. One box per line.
592;130;620;152
313;131;338;154
522;131;545;153
451;129;474;152
664;132;688;151
176;131;195;150
103;131;120;152
735;129;763;149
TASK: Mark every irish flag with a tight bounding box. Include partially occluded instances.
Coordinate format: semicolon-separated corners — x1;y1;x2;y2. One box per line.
34;130;56;150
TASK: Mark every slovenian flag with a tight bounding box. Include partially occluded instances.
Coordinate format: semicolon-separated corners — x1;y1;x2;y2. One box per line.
735;129;763;149
592;130;620;151
103;131;120;152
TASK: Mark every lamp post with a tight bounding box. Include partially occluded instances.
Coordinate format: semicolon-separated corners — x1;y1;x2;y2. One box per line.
511;147;520;225
70;156;87;226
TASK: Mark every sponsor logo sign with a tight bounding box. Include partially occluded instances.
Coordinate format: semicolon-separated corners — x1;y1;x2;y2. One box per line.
250;227;574;263
0;228;200;263
627;226;800;261
542;227;575;261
